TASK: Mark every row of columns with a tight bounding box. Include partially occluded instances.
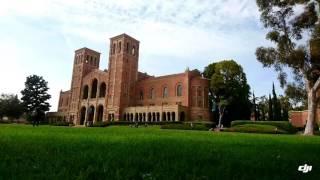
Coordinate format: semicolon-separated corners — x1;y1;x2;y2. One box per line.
80;105;104;125
123;111;182;122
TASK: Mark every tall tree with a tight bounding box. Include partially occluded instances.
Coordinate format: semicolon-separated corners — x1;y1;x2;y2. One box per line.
255;0;320;135
252;91;258;120
272;83;282;121
203;60;251;127
268;94;274;121
21;75;51;123
257;95;268;121
279;95;291;121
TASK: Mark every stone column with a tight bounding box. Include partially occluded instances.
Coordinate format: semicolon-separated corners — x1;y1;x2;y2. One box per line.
84;107;89;126
175;111;178;122
93;107;97;123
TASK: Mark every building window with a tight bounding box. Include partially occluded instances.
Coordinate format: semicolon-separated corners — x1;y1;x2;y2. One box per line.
163;87;168;98
113;43;116;54
82;85;89;99
132;46;135;56
91;79;98;98
176;84;182;96
126;42;129;53
139;90;144;100
118;41;122;53
150;88;155;99
99;82;106;97
197;87;202;97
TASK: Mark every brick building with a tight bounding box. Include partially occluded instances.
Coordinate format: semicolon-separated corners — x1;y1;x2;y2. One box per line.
48;34;211;125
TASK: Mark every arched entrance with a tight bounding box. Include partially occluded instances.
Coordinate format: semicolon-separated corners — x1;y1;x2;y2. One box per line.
88;106;95;122
97;105;103;122
180;112;185;121
162;112;166;121
80;107;86;125
167;112;171;121
172;112;176;121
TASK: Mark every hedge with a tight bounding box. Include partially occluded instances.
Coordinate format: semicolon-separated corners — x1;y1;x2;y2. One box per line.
91;121;184;127
161;122;214;131
231;120;298;133
224;124;288;134
49;121;73;127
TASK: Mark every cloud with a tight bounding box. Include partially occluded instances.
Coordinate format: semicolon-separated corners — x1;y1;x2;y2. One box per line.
0;0;284;111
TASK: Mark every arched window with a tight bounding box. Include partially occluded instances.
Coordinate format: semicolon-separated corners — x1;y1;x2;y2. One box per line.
177;84;182;96
82;85;89;99
139;90;144;100
163;87;168;98
112;43;116;54
126;42;129;53
132;46;135;55
91;79;98;98
197;87;202;97
99;82;106;97
150;88;155;99
118;41;122;53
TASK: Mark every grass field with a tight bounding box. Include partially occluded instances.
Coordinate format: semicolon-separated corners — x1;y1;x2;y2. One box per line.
0;124;320;180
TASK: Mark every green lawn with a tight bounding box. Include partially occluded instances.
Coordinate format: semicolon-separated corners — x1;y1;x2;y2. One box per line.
0;124;319;180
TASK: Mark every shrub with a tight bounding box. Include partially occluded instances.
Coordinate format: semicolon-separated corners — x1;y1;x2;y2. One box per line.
92;121;109;127
224;124;288;134
231;120;298;134
161;122;214;131
50;121;72;126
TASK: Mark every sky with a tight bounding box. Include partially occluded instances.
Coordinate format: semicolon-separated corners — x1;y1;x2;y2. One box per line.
0;0;285;111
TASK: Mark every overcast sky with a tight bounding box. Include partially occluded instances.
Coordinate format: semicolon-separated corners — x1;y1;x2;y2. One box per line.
0;0;284;111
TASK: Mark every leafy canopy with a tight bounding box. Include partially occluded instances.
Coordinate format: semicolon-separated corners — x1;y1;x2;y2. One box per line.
256;0;320;88
203;60;251;122
21;75;51;116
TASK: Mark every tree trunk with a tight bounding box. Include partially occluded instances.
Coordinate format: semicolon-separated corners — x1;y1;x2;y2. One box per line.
302;74;320;135
304;89;317;135
218;107;225;129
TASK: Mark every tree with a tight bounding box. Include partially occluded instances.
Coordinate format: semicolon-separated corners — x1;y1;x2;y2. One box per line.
272;83;282;121
257;95;268;121
203;60;251;127
285;82;307;109
279;95;291;121
268;94;274;121
252;91;258;120
21;75;51;123
0;94;24;121
256;0;320;135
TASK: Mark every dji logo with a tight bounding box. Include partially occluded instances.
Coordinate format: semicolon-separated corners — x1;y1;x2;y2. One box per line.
298;164;312;173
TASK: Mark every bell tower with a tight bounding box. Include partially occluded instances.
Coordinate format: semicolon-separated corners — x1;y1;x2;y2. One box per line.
68;48;100;124
106;34;140;121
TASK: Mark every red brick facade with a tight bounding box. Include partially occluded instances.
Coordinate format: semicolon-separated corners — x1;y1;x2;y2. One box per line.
290;110;320;128
51;34;211;125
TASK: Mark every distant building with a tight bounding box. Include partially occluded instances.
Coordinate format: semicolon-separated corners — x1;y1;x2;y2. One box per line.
48;34;211;125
